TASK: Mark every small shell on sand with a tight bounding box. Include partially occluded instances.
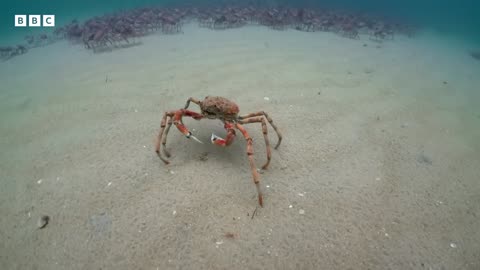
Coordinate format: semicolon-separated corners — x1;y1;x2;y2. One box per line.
37;215;50;229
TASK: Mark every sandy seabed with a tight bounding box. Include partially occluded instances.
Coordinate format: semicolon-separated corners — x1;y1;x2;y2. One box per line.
1;23;479;270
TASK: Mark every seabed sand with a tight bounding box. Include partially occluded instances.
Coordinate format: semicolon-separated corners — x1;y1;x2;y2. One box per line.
1;23;479;269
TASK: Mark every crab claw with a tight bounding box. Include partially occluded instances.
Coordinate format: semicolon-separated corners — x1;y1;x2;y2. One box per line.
187;132;203;144
191;135;204;144
211;133;222;143
211;133;230;146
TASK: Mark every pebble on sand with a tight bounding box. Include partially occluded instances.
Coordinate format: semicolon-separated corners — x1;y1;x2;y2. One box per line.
37;215;50;229
37;179;42;184
299;209;305;215
450;243;457;248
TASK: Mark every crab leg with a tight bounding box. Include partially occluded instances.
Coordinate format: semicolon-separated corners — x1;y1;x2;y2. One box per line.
235;123;263;207
184;97;202;109
161;116;173;157
238;111;282;149
155;111;175;164
155;109;203;165
211;121;236;146
173;109;204;141
238;117;271;170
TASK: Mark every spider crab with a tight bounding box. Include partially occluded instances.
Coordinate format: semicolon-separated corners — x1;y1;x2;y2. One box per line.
155;96;282;207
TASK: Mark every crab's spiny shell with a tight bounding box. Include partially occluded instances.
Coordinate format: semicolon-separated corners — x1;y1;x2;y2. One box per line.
201;96;239;117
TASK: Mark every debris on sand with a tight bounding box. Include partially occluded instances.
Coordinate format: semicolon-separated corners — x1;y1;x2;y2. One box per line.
224;232;235;239
417;152;433;165
215;240;224;248
251;206;258;220
364;67;374;74
37;215;49;229
199;152;209;161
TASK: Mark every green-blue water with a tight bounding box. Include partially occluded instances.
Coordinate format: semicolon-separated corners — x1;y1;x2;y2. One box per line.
1;0;480;44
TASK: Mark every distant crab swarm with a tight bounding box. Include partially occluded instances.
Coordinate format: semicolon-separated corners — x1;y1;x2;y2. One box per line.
1;5;417;61
471;51;480;61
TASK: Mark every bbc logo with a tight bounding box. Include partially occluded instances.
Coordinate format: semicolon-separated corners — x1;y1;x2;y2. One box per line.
15;15;55;27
